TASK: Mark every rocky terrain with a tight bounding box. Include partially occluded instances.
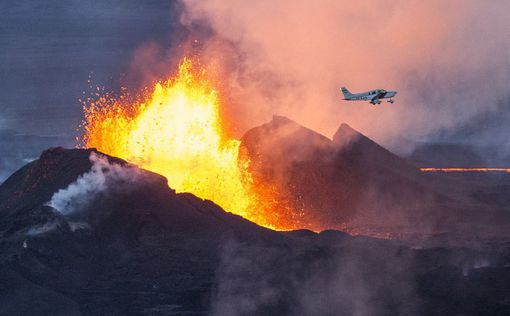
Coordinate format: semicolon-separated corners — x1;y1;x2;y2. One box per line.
1;146;510;315
241;116;510;239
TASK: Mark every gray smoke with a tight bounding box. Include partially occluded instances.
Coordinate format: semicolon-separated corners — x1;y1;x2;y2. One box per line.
25;221;60;236
211;238;420;316
180;0;510;153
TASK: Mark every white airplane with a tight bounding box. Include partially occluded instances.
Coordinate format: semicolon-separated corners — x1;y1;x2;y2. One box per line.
341;87;397;105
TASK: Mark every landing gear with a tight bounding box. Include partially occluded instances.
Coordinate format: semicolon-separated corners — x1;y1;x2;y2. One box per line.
387;99;395;104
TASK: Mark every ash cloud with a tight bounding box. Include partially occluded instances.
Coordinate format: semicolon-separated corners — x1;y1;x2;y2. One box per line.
48;152;141;215
180;0;510;153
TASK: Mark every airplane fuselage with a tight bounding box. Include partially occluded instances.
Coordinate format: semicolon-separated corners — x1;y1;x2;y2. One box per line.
345;90;396;101
341;87;397;105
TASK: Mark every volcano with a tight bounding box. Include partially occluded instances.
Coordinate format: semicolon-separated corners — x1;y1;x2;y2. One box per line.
0;147;282;314
76;59;509;236
241;116;510;238
2;140;510;314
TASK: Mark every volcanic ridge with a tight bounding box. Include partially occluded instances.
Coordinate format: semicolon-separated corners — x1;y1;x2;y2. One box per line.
1;117;510;315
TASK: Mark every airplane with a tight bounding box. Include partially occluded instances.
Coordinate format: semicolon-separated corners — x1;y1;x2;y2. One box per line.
341;87;397;105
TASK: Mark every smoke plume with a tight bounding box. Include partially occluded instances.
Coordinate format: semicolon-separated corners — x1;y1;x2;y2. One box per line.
48;152;141;215
180;0;510;152
211;238;420;316
25;221;60;236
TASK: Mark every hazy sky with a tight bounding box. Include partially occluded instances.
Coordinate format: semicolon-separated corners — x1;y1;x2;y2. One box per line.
0;0;183;136
181;0;510;153
1;0;509;154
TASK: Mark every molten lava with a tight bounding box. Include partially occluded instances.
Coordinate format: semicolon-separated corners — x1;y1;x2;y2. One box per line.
80;58;296;230
421;168;510;173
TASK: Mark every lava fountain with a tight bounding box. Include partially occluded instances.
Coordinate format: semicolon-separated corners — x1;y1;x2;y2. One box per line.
80;58;295;230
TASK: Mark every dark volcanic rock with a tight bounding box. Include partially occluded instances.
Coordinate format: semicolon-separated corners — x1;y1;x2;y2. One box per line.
241;116;445;235
1;147;510;315
0;147;282;315
241;116;510;238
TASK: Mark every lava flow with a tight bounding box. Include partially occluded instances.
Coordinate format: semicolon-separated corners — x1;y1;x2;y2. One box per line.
421;168;510;173
80;58;296;230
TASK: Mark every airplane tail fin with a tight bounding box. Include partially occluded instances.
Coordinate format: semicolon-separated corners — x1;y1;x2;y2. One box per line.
341;87;353;98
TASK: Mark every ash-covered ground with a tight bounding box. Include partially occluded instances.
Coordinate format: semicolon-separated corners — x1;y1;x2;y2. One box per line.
1;119;510;315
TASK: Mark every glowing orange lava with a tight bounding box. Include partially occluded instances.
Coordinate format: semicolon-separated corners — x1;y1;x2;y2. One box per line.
421;168;510;173
80;58;296;230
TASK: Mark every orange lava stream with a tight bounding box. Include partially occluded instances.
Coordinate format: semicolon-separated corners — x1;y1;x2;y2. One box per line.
421;168;510;173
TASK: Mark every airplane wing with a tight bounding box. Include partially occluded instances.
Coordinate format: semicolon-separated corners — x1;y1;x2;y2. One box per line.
369;92;385;104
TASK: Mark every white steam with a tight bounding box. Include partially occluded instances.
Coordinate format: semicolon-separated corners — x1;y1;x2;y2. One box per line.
26;221;60;236
47;152;141;215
